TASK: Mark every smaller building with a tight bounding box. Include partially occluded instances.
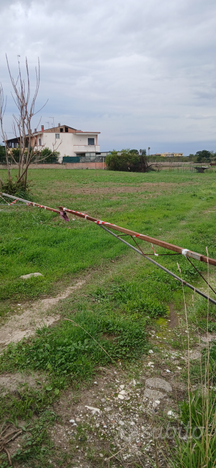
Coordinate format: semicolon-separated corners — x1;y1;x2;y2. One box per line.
150;153;183;158
160;153;183;158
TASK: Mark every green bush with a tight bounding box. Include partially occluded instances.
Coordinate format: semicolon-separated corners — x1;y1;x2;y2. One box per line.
0;145;6;164
106;149;149;172
36;148;59;164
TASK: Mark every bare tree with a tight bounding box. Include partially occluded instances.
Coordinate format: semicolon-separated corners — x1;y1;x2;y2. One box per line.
0;56;48;192
0;84;12;184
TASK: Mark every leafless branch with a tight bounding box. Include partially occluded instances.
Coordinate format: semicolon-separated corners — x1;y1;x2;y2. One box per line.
0;84;11;180
4;56;47;188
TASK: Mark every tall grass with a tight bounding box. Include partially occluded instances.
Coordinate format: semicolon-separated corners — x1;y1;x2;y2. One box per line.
169;252;216;468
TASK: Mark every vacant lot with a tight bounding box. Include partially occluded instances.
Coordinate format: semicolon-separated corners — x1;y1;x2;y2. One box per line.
0;168;216;467
1;168;216;310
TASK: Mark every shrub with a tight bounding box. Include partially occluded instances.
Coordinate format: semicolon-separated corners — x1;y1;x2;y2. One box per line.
106;149;150;172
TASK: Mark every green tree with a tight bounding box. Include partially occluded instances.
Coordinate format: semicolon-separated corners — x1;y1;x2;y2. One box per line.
195;150;211;163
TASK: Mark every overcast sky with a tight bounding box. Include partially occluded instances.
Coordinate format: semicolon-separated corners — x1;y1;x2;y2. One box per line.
0;0;215;154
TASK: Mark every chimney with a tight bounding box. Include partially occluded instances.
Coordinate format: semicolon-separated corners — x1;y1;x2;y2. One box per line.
41;125;44;132
34;128;37;133
58;123;60;127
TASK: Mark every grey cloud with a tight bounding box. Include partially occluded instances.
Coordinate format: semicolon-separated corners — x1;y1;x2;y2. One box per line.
0;0;216;153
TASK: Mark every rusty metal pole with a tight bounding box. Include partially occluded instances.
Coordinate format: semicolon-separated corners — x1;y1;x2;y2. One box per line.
2;192;216;267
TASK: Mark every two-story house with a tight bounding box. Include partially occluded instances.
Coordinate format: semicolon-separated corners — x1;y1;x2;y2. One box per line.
6;124;101;163
33;124;100;162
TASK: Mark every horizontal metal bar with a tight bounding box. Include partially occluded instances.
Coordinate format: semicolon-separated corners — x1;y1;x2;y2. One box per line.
2;192;216;267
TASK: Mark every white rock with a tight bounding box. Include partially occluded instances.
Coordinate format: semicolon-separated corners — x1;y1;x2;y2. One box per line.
152;400;160;408
85;405;101;414
149;350;154;354
119;390;126;395
20;272;43;279
144;389;166;400
167;410;176;417
145;378;172;393
118;394;124;400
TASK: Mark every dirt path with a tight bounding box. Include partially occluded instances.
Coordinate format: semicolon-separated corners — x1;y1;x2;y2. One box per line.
5;318;198;468
0;280;85;350
0;300;211;467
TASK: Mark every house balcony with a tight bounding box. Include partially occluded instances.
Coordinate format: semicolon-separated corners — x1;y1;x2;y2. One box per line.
73;145;100;154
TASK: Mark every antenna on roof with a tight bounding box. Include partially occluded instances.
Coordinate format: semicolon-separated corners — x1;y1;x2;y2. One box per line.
49;117;55;128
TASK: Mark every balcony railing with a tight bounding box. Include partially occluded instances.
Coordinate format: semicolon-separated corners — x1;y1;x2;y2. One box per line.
73;145;100;153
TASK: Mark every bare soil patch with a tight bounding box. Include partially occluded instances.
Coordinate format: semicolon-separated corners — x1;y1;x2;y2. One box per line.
48;344;186;467
0;280;85;351
0;372;47;396
52;181;195;197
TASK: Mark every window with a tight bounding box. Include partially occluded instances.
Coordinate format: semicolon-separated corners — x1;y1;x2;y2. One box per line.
65;127;68;132
88;138;94;145
55;133;60;139
39;138;41;146
60;128;63;133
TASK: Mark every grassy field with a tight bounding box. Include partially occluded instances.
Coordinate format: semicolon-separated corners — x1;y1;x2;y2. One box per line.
1;168;216;310
1;168;216;467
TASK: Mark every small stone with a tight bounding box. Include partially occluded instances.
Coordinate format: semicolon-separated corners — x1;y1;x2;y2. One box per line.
189;350;201;360
118;394;124;400
152;400;160;408
145;378;172;393
69;419;75;423
147;361;154;367
149;350;154;354
85;406;101;414
166;369;171;373
120;385;125;389
167;410;176;417
144;389;166;400
119;390;126;395
20;272;43;279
